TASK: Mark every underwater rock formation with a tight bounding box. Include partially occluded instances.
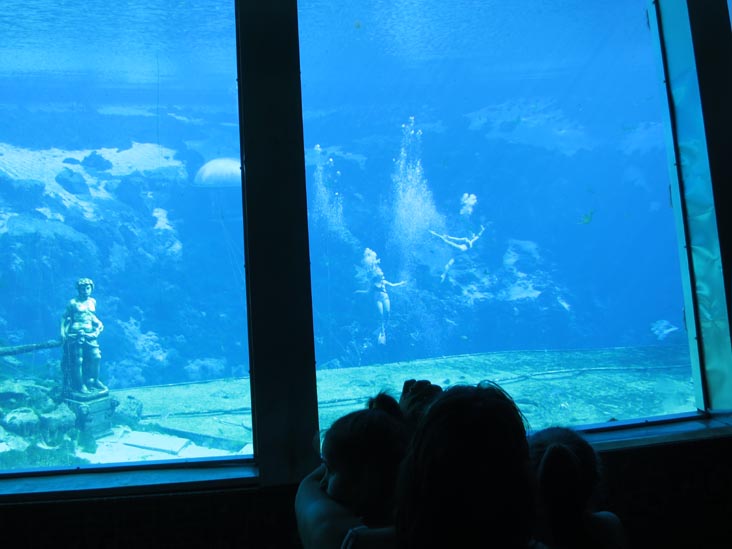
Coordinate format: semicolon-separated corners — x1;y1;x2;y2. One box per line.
55;167;89;195
39;404;76;445
0;378;78;448
0;176;46;208
113;395;143;427
81;151;113;171
3;407;40;437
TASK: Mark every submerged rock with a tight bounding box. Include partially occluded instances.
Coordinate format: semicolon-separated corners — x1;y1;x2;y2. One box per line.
81;151;113;171
40;403;76;434
55;167;89;195
0;178;46;210
0;379;56;412
0;380;30;408
113;395;143;427
40;403;77;446
3;407;40;437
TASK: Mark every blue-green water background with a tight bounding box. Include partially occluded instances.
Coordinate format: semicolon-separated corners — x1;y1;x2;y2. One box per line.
0;1;692;395
298;0;690;369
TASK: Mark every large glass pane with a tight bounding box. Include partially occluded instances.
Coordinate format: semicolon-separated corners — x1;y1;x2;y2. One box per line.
0;1;252;473
299;0;697;432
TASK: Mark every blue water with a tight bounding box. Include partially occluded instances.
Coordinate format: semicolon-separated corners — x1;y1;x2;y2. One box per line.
0;0;690;391
298;1;690;368
0;1;245;389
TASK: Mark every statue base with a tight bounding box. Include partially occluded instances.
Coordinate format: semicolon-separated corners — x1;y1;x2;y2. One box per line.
67;387;109;402
66;393;114;438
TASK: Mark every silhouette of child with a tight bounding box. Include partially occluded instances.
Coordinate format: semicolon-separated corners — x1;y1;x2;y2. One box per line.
395;381;538;549
528;426;627;549
336;380;445;548
398;378;443;435
295;392;408;549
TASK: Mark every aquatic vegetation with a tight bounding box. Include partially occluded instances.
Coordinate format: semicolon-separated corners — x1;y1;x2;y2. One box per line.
107;359;147;389
109;318;171;387
118;318;168;365
184;357;228;381
579;209;594;224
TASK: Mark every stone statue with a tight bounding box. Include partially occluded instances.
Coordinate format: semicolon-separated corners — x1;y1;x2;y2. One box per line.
60;278;107;396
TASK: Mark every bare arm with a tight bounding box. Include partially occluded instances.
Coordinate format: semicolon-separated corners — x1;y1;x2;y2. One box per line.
295;465;364;549
60;302;73;339
89;313;104;338
342;526;397;549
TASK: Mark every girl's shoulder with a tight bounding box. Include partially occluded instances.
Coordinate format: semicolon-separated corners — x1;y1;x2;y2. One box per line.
585;511;628;549
341;526;396;549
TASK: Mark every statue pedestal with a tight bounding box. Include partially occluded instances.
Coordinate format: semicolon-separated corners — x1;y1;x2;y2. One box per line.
66;393;113;438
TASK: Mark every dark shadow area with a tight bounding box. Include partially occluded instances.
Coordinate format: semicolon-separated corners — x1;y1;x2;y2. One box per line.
1;435;731;548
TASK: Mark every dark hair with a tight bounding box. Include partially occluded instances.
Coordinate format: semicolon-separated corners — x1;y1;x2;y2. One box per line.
367;390;403;417
396;382;534;549
529;426;602;535
323;391;407;525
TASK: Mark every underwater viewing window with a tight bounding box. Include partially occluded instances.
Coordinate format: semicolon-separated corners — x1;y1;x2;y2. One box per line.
297;0;728;434
0;0;253;476
0;0;729;495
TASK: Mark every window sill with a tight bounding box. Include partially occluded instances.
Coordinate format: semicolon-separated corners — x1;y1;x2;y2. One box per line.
0;459;259;504
582;411;732;452
2;413;732;503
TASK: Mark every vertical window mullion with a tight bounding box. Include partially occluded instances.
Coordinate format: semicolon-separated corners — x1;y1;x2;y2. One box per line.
655;0;732;410
236;0;320;485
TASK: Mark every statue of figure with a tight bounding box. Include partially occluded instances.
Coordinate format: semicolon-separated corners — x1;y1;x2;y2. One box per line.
61;278;107;396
